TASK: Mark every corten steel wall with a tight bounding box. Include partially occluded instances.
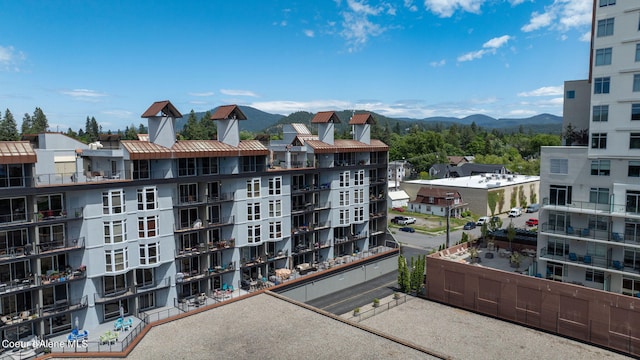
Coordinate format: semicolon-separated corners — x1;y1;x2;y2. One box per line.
426;251;640;357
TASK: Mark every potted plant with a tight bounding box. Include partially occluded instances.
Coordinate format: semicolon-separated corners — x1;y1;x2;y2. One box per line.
372;298;380;308
353;307;360;316
393;292;401;300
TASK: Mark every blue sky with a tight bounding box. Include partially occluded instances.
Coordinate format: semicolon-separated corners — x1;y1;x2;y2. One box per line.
0;0;593;132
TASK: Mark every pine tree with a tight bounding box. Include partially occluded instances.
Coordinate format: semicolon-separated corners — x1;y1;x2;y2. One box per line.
0;109;19;140
21;113;32;134
181;110;200;140
31;107;48;133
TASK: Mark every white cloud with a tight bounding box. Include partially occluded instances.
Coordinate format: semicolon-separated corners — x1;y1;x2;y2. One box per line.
102;110;133;118
483;35;511;49
458;35;511;62
521;0;591;34
189;91;215;97
0;45;26;72
304;29;315;37
517;86;563;97
60;89;107;102
424;0;485;18
340;11;385;52
219;89;259;97
430;59;446;67
579;30;590;42
249;99;354;114
404;0;418;12
347;0;384;15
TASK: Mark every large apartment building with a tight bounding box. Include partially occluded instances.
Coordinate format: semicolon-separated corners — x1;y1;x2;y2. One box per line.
538;1;640;295
0;101;389;341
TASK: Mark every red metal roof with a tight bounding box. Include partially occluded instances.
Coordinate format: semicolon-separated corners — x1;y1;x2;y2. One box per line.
349;113;376;125
311;111;341;124
305;139;388;154
141;100;183;118
210;105;247;120
0;141;37;164
122;139;268;160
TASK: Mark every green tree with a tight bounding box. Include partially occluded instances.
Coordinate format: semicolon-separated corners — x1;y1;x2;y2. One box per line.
21;113;32;134
181;110;201;140
510;188;518;209
487;191;498;216
0;109;19;140
31;107;48;133
529;184;537;205
489;216;503;232
497;189;506;213
518;185;528;209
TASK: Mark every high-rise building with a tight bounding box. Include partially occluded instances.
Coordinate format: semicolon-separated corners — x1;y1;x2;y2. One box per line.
0;101;390;341
538;1;640;295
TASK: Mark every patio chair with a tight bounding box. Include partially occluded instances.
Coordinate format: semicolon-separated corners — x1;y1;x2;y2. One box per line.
566;226;574;235
100;330;118;345
113;318;123;331
581;228;590;237
613;260;624;270
568;253;578;261
612;232;623;242
583;255;592;264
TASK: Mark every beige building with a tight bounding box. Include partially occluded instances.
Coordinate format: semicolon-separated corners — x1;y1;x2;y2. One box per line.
403;173;540;217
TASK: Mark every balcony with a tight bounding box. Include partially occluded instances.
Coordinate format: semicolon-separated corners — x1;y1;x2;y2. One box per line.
94;277;171;304
540;223;639;246
175;239;235;258
40;266;86;286
36;236;85;257
40;295;89;318
539;248;635;275
0;276;35;295
206;192;234;203
174;216;235;232
335;232;368;245
176;263;235;283
542;198;640;218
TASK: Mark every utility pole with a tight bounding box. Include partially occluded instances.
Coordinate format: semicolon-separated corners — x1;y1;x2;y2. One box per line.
445;192;454;248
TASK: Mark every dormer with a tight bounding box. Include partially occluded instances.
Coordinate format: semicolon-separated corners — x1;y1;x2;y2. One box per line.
349;113;375;145
311;111;341;145
210;105;246;147
141;100;182;148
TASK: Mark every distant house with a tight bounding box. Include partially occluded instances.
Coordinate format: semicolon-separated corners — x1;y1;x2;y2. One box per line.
409;188;465;218
388;189;410;209
388;160;409;188
446;156;474;166
429;163;509;179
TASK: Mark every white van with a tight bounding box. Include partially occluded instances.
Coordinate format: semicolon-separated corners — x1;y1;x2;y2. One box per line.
508;208;522;217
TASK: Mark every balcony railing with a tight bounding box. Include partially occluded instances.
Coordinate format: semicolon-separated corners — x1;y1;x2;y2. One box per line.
37;236;85;255
540;223;638;244
40;267;86;285
539;247;632;274
175;238;236;258
41;295;89;317
176;262;235;283
94;277;171;303
542;197;640;217
175;216;235;231
206;192;234;203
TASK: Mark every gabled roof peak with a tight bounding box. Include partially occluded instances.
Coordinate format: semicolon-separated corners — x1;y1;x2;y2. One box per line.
210;105;247;120
141;100;182;118
311;111;341;124
349;113;376;125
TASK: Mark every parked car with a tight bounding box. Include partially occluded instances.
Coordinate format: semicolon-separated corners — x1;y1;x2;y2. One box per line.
476;216;490;226
396;216;417;225
526;204;540;213
392;207;405;212
463;222;476;230
525;218;539;226
399;226;415;233
508;208;522;217
390;216;404;224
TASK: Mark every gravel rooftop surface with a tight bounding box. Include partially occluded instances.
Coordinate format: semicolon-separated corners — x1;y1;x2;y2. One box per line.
52;293;632;360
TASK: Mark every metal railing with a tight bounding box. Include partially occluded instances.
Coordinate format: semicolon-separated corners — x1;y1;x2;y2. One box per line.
542;197;640;217
347;294;408;322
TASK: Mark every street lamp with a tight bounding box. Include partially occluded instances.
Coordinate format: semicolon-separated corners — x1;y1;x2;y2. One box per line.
445;192;454;248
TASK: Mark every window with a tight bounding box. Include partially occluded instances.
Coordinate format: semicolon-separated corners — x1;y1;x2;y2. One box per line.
595;48;612;66
133;160;149;179
247;203;261;221
594;77;610;94
339;191;350;206
246;178;260;198
629;161;640;177
566;90;575;99
137;187;157;210
355;170;365;185
631;133;640;149
178;183;197;203
39;224;64;244
202;157;219;175
626;221;640;243
588;215;609;231
625;249;640;269
136;269;154;288
178;158;196;177
0;197;26;223
0;164;25;188
585;269;605;284
339;171;350;187
590;160;610;176
634;75;640;92
590;188;609;205
627;191;640;213
599;0;615;6
269;221;282;240
139;243;159;265
636;44;640;62
103;274;126;296
354;207;364;222
268;200;281;217
339;209;350;225
248;225;261;243
104;220;126;244
633;104;640;121
138;216;158;238
591;133;607;149
549;185;572;206
105;248;128;272
354;188;364;204
592;105;608;122
103;190;125;215
597;18;614;37
547;239;569;256
268;177;282;195
550;159;568;174
623;277;640;296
